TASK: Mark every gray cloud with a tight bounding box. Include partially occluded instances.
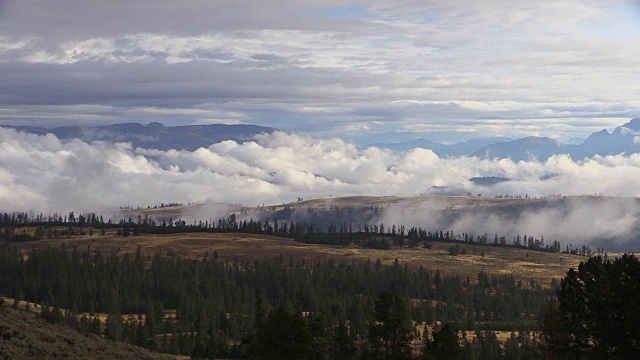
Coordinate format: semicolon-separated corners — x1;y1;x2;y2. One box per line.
1;1;640;142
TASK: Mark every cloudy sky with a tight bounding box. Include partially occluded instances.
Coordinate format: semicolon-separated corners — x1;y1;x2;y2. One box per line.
1;0;640;144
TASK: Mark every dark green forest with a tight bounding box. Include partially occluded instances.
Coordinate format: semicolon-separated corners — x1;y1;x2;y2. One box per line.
0;243;548;359
1;211;633;359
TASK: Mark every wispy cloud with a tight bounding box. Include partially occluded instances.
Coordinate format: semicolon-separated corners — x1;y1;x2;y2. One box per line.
0;1;638;142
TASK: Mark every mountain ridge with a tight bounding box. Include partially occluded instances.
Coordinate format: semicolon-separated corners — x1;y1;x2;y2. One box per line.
372;118;640;161
6;118;640;160
2;122;278;151
368;136;513;156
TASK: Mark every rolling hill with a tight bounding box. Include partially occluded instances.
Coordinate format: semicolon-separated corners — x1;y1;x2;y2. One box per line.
11;229;583;285
112;194;640;252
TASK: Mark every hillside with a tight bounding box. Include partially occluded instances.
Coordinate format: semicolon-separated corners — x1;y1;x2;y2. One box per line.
128;194;627;219
0;307;171;359
114;194;640;251
12;230;583;285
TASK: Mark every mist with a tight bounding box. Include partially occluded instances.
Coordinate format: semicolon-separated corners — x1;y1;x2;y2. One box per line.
2;127;640;249
376;196;640;251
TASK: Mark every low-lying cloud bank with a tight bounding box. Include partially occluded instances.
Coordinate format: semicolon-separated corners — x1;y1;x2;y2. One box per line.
2;127;640;249
377;196;640;251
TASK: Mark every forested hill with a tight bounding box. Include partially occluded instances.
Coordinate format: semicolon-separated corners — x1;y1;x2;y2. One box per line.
115;195;640;251
0;243;551;359
2;122;278;151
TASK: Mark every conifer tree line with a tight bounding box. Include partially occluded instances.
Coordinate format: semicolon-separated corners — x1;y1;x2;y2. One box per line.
0;210;595;256
0;243;550;359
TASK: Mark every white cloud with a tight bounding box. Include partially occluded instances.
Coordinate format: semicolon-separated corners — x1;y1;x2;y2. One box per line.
0;127;638;207
0;1;639;142
3;128;640;248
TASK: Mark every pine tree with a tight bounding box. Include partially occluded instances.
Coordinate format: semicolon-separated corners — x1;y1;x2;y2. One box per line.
105;314;124;341
246;306;313;360
544;254;640;359
367;291;413;360
423;322;460;360
330;319;358;360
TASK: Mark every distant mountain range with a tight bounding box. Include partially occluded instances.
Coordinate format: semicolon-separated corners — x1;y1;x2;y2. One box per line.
5;118;640;161
2;122;278;151
369;137;513;157
371;118;640;161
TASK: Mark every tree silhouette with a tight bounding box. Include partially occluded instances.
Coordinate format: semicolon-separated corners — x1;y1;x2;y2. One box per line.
544;254;640;359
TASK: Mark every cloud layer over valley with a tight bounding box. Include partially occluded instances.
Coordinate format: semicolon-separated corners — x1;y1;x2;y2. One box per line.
2;128;640;249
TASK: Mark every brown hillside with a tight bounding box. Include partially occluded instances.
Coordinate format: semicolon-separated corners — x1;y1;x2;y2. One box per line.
0;307;172;359
13;231;583;285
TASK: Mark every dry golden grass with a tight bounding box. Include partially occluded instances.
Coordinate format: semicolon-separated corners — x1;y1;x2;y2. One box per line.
12;230;584;285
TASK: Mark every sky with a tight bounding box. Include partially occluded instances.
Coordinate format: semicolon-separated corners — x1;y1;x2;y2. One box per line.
1;0;640;144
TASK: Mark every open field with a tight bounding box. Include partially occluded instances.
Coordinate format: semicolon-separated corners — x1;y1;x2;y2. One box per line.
11;230;584;285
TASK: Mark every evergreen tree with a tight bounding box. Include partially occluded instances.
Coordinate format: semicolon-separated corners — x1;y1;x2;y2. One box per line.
245;306;314;360
423;322;460;360
543;254;640;359
367;291;413;360
105;314;124;341
330;319;358;360
309;314;330;360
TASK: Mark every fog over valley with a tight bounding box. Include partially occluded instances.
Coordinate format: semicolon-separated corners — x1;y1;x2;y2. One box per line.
2;126;640;250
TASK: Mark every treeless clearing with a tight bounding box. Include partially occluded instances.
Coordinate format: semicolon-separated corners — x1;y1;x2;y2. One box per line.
12;230;583;285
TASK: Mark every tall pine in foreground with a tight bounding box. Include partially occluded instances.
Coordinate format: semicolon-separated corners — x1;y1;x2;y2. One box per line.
542;254;640;359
